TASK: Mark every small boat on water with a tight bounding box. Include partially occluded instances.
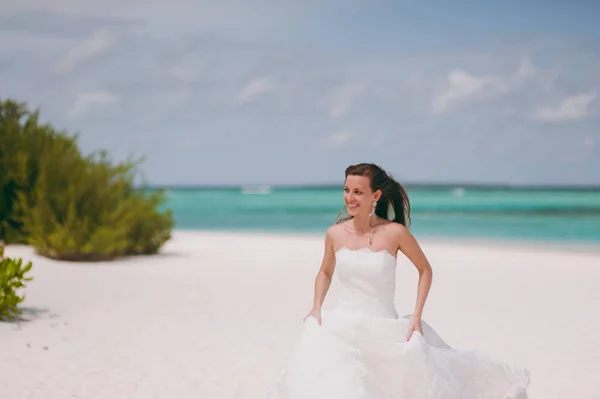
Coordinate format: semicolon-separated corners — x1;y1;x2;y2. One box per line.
241;185;273;195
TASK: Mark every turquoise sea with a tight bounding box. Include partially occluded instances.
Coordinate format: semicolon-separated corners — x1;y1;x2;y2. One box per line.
158;185;600;245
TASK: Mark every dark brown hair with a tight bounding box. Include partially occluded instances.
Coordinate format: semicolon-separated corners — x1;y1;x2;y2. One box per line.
336;163;411;227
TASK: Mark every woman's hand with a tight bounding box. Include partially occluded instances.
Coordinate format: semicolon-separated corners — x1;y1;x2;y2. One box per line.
303;308;322;325
406;314;423;341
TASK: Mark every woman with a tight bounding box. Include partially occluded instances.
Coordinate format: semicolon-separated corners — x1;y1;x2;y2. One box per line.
266;163;530;399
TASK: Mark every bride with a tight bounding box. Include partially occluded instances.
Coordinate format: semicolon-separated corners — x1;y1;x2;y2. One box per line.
266;163;530;399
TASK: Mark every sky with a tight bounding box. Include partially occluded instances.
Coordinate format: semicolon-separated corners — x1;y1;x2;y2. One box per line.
1;0;599;186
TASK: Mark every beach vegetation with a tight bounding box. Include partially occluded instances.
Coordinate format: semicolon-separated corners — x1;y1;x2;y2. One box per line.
0;246;33;321
0;98;174;261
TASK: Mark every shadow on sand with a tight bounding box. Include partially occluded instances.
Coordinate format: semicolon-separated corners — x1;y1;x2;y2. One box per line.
2;307;53;325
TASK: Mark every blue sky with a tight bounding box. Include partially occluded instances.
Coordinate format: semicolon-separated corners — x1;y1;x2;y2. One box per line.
1;1;599;186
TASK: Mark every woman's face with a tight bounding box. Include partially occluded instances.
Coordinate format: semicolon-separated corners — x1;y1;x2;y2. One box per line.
344;175;379;217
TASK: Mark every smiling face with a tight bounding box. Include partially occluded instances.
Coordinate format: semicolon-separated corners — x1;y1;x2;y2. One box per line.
343;175;381;217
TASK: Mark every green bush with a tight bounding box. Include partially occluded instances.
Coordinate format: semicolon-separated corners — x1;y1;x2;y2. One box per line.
0;98;174;261
0;99;34;244
0;247;33;321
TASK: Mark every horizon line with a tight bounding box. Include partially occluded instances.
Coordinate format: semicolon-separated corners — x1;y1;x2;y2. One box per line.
137;182;600;191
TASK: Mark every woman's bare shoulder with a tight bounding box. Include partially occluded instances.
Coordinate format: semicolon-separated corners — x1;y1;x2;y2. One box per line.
385;220;409;234
325;222;349;245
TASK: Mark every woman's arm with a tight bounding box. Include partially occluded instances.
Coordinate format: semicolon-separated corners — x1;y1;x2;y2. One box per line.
305;227;337;323
311;227;337;310
394;224;433;339
397;224;433;317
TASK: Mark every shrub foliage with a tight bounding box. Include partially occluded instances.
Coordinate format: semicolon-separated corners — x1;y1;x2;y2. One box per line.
0;246;33;321
0;98;174;261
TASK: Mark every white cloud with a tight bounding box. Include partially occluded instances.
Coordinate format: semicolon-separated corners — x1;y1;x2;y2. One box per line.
583;136;595;148
236;77;276;105
56;30;116;73
517;56;536;78
431;58;538;115
327;82;367;119
320;130;353;150
531;91;597;123
67;90;118;119
432;69;509;114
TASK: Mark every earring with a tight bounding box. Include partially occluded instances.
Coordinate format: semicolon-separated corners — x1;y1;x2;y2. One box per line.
370;200;377;216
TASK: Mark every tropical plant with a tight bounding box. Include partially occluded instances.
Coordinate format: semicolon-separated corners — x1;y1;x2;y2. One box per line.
0;246;33;321
0;97;174;261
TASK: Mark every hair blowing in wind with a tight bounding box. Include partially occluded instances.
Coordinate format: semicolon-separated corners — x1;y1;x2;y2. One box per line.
336;163;411;227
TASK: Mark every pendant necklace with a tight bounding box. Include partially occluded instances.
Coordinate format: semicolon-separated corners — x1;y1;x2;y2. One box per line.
356;225;374;246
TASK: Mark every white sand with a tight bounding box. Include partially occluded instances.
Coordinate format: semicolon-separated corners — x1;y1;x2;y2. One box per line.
2;230;600;399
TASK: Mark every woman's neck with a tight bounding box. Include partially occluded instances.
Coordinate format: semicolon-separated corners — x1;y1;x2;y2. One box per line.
352;213;373;234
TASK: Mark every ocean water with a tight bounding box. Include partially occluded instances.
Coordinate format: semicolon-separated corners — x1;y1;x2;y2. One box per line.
158;186;600;245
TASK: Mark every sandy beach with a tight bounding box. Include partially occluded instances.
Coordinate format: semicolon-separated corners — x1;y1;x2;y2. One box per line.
2;230;600;399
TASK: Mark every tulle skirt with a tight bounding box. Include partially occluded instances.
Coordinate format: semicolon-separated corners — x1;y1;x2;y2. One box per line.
266;308;530;399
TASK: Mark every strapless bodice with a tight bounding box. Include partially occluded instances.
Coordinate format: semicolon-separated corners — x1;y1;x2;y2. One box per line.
332;247;399;318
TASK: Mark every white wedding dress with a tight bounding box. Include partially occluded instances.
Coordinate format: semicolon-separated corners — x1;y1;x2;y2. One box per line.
266;247;531;399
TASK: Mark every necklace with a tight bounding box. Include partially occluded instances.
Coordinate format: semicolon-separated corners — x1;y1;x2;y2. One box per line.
354;224;374;246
